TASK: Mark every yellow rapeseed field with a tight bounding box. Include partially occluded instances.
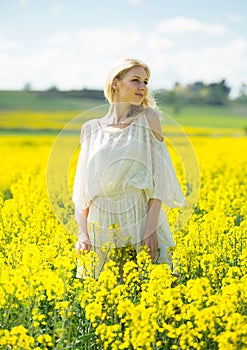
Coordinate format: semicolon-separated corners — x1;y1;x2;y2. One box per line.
0;133;246;349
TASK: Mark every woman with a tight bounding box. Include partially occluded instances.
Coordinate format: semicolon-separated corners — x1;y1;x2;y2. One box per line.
72;58;186;275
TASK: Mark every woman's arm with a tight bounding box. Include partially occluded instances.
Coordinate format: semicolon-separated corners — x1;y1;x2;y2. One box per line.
142;109;164;260
79;208;89;237
142;198;161;260
75;208;92;253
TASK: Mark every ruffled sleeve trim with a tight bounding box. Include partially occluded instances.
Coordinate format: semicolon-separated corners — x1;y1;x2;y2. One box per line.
145;114;186;208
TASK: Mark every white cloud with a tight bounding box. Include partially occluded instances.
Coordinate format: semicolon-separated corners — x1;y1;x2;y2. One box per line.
227;14;243;23
156;17;227;36
48;31;71;45
0;19;246;97
146;35;173;51
0;34;23;51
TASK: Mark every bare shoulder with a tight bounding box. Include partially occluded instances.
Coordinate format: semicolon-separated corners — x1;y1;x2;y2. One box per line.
145;108;163;142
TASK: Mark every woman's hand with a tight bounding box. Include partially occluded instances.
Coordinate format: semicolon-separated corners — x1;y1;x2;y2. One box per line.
141;231;158;261
75;238;92;254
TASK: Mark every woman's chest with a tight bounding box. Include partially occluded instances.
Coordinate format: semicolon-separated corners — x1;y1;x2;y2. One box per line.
87;125;150;166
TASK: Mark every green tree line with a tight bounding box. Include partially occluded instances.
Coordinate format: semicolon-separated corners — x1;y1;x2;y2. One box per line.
21;80;247;108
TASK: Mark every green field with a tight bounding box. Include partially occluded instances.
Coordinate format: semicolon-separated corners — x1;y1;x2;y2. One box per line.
0;91;104;111
160;104;247;130
0;91;246;136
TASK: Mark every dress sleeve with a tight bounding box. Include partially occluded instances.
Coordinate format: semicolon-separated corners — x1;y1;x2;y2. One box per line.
72;124;92;226
150;134;186;208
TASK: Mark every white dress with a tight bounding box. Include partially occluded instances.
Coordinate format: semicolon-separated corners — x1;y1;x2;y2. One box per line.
72;108;186;275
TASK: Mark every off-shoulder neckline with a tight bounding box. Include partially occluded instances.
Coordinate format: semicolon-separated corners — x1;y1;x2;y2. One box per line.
95;109;165;144
97;110;145;133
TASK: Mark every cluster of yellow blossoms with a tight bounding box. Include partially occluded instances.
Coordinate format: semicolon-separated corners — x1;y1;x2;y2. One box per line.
0;134;246;349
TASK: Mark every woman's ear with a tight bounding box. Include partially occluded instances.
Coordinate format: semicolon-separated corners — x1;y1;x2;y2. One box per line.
112;78;118;92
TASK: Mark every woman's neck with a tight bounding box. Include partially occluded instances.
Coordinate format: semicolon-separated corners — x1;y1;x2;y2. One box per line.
109;103;132;123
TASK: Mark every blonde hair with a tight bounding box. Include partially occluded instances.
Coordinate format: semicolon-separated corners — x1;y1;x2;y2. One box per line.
104;58;157;108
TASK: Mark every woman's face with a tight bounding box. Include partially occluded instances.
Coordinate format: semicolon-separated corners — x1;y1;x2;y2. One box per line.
113;66;149;105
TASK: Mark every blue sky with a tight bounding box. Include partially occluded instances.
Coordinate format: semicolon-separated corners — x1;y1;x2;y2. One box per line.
0;0;246;96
